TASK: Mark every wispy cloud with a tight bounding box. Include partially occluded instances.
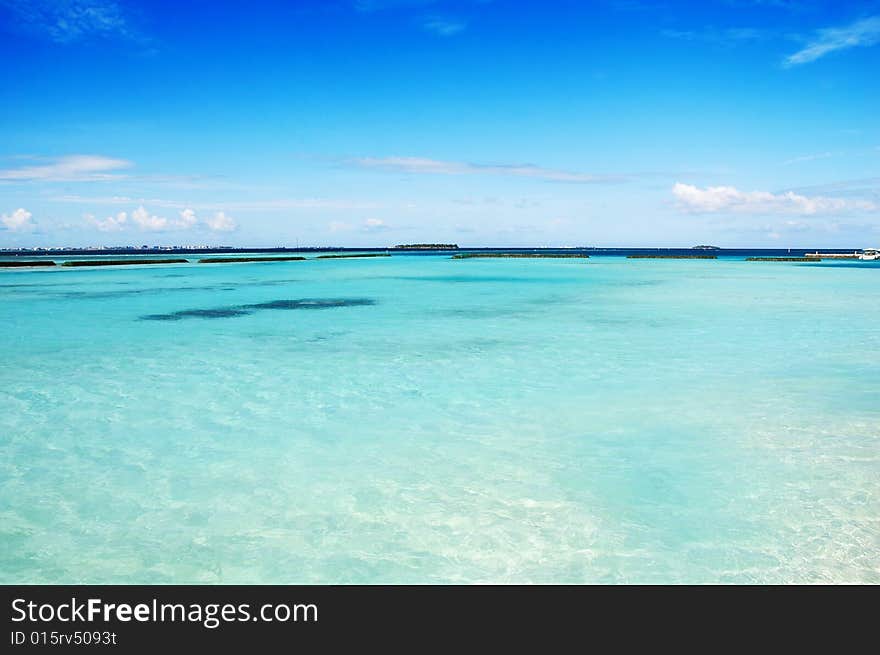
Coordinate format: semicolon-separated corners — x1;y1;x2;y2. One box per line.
786;176;880;199
0;0;138;44
731;216;879;243
663;16;880;67
353;0;436;12
328;218;394;233
421;16;466;36
661;26;768;44
672;182;878;215
0;155;132;182
784;15;880;66
1;207;35;232
604;0;666;11
349;156;625;184
55;195;385;212
354;1;469;37
781;151;832;165
725;1;806;8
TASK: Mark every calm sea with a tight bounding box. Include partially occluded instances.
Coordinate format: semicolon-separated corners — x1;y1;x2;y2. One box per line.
1;251;878;582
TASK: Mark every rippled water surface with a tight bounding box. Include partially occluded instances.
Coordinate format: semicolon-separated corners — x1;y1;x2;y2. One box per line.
1;254;878;582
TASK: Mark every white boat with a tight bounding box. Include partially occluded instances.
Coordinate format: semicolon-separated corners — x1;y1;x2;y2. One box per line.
859;248;879;261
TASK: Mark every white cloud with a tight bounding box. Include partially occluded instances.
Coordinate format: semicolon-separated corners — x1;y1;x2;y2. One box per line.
0;154;132;182
83;205;235;232
784;16;880;66
672;182;878;215
422;17;466;36
350;156;622;183
53;195;384;211
131;205;168;231
86;210;127;232
178;208;197;228
362;218;391;232
205;211;237;232
1;207;34;231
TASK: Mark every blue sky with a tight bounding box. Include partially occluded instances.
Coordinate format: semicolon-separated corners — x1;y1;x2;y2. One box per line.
1;0;879;248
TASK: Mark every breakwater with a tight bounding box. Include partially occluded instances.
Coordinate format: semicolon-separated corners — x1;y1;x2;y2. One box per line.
0;260;57;267
805;252;859;259
61;259;189;267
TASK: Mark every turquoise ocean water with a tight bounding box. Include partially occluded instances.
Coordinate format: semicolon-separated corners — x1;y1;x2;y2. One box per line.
1;254;878;583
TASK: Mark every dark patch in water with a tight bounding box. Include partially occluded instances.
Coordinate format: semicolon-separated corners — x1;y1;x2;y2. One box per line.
139;298;375;321
141;308;253;321
245;298;375;310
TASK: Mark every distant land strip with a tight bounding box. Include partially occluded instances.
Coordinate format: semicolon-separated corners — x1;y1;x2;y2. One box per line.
393;244;459;250
0;260;56;267
316;253;391;259
626;255;717;259
452;253;590;259
198;256;306;263
61;259;189;267
746;257;819;262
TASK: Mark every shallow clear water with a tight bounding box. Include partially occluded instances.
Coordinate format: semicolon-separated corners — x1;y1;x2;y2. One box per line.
1;254;878;583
